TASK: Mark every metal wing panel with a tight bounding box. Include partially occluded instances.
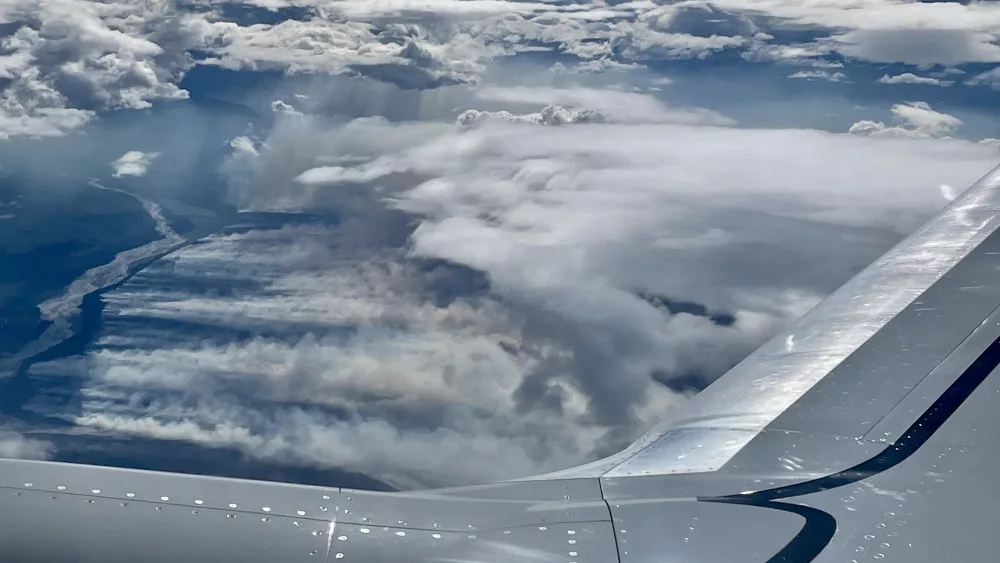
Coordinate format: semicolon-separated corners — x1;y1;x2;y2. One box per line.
0;458;338;520
335;521;618;563
795;362;1000;563
337;479;608;531
666;334;1000;563
768;230;1000;438
864;304;1000;443
606;496;808;563
603;324;1000;562
0;487;333;563
0;461;615;563
599;431;886;501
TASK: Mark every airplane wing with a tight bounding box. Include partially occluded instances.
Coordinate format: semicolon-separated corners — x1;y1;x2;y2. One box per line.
3;162;1000;563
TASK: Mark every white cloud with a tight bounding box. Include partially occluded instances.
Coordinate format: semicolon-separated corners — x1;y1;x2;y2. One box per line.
9;0;668;116
788;69;846;82
741;40;834;66
0;432;54;461
319;0;579;19
849;101;962;139
550;58;641;74
10;0;996;142
600;2;756;62
471;85;736;125
199;19;495;89
712;0;1000;64
0;106;93;140
184;0;1000;76
4;0;1000;139
966;67;1000;90
456;105;606;127
829;29;1000;65
379;118;990;321
609;25;747;61
0;0;199;138
640;2;758;38
61;89;998;488
195;2;748;88
66;224;623;489
111;150;159;177
270;99;303;116
877;73;953;87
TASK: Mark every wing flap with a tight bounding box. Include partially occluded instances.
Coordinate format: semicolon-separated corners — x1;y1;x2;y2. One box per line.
865;301;1000;443
768;227;1000;438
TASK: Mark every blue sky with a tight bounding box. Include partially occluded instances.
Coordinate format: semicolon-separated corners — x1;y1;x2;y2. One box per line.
4;0;1000;488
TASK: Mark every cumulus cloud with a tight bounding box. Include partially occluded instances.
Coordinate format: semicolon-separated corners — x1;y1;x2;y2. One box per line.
194;1;760;87
606;0;756;62
456;105;605;127
849;101;962;139
200;19;494;90
270;99;302;116
0;0;201;138
54;88;998;488
980;138;1000;148
788;69;846;82
452;85;736;128
877;73;953;87
640;2;758;38
13;0;706;119
111;150;159;177
471;85;736;125
609;25;747;61
8;0;998;140
203;0;1000;74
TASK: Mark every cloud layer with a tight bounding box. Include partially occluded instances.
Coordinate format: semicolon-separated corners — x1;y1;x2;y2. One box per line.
34;87;995;488
7;0;1000;488
6;0;1000;138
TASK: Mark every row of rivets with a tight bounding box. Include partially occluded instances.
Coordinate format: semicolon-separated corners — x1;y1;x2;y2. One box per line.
17;486;335;561
16;482;332;516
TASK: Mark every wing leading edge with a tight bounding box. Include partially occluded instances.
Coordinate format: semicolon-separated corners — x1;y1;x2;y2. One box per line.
2;163;1000;562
